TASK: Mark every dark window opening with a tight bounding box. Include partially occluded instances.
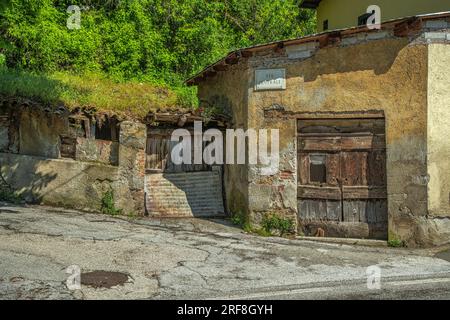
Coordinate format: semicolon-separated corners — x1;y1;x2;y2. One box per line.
310;154;327;183
94;118;119;141
358;12;374;26
323;19;329;31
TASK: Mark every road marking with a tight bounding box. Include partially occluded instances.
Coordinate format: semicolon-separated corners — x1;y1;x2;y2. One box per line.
214;287;330;300
213;277;450;300
389;277;450;286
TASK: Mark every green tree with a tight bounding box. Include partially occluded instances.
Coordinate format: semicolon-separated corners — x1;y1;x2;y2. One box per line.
0;0;316;85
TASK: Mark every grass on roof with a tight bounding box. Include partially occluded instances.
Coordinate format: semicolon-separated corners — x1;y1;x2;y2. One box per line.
0;68;197;118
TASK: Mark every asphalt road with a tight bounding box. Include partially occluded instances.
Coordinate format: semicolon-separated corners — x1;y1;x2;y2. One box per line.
0;203;449;300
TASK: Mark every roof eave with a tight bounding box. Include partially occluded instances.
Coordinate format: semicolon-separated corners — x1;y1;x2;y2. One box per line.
299;0;322;9
186;11;450;86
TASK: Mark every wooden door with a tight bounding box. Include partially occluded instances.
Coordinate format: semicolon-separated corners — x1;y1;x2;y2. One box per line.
297;119;387;239
146;128;211;173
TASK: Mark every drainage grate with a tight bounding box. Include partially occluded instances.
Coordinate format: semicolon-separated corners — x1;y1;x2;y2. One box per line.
81;271;129;289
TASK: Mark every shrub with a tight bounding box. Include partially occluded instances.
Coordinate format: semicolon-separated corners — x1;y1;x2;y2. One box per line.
262;214;295;237
101;189;122;216
0;54;5;67
231;212;244;226
0;188;22;204
0;170;22;204
388;239;405;248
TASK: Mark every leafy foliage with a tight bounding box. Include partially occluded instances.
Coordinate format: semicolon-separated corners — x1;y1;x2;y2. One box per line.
388;239;405;248
0;168;23;204
101;189;122;216
0;0;316;86
261;214;295;236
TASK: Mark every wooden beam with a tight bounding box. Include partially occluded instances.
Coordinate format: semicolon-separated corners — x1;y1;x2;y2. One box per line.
204;69;217;78
319;31;341;48
394;17;422;37
240;50;253;58
225;55;239;65
213;64;229;72
265;110;385;120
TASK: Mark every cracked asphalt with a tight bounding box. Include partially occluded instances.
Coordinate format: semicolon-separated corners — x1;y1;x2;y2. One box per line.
1;203;450;300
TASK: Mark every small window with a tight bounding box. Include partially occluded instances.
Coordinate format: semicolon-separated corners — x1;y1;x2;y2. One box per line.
94;118;119;141
358;12;374;26
68;117;88;138
323;19;329;31
310;154;327;183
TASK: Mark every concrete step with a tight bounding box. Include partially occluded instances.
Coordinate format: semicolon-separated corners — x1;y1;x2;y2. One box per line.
145;171;225;217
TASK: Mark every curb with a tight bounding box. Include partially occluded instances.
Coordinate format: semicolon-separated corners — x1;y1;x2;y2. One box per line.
296;236;388;247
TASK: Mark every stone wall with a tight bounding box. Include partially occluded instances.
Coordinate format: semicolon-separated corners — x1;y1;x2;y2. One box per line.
0;152;119;211
0;114;9;151
198;63;251;218
116;121;147;215
0;119;147;216
19;109;68;159
75;137;119;165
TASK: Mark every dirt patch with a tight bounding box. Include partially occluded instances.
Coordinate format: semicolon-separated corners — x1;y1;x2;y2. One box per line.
81;271;129;289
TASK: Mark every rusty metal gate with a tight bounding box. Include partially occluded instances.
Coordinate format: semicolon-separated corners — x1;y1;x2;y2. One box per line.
297;118;388;239
144;128;225;217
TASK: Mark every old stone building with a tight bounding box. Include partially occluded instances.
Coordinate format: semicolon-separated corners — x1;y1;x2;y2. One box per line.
187;12;450;246
0;100;227;217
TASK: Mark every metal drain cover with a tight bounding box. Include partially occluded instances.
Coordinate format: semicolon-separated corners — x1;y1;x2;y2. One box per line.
81;271;129;289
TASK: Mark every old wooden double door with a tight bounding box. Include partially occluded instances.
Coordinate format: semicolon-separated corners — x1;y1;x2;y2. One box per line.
297;118;388;239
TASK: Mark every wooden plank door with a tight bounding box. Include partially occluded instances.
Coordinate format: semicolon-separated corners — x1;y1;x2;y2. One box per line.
297;119;387;239
145;128;212;173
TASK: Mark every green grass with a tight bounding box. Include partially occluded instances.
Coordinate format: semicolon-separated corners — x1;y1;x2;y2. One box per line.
0;68;197;118
388;239;405;248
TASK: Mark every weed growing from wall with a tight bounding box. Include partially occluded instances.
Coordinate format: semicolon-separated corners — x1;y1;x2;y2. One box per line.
101;189;122;216
262;214;295;237
0;168;22;204
388;239;406;248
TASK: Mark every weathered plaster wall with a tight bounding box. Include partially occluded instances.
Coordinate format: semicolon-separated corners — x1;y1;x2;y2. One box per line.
198;62;251;217
246;38;434;245
428;43;450;218
247;114;299;226
19;109;68;158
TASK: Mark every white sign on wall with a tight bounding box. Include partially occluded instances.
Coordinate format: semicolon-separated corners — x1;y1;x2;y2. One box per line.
255;69;286;91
